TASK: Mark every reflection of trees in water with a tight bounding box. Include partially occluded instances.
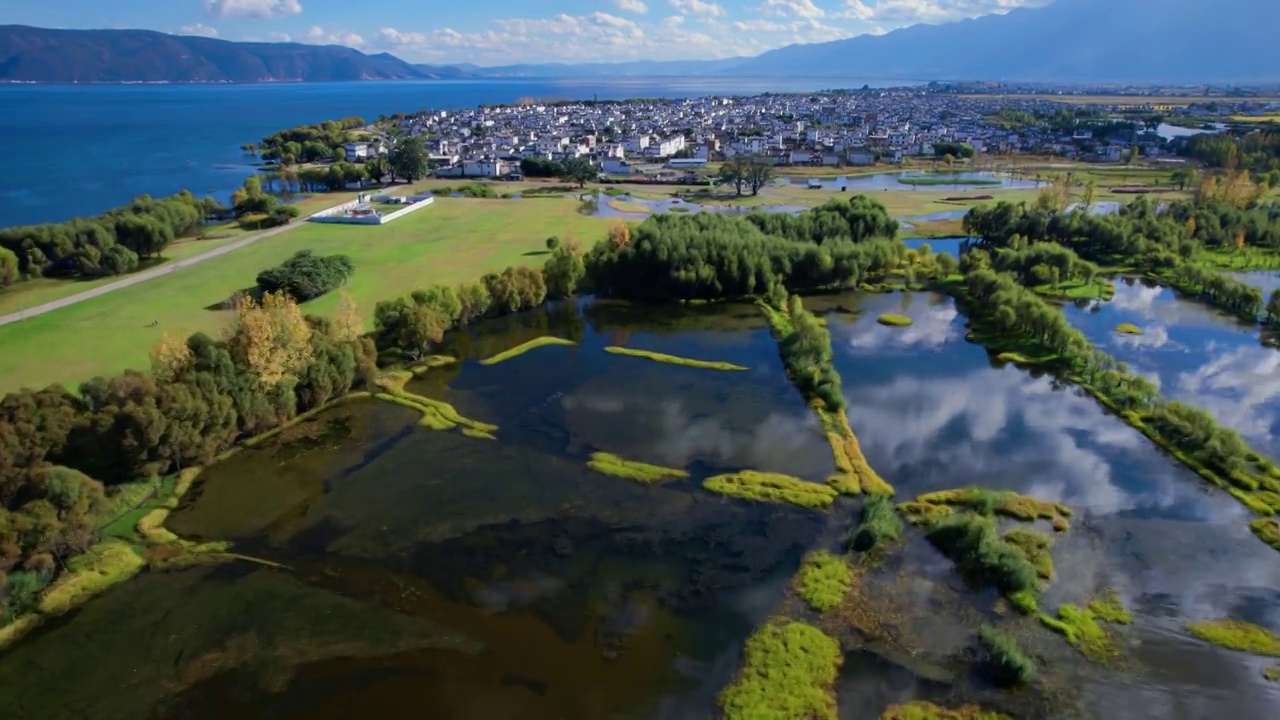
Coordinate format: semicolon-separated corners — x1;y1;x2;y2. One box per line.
440;300;587;361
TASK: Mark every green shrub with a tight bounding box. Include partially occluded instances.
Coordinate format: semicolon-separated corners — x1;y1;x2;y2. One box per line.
256;249;354;301
849;495;903;552
794;551;854;612
978;624;1035;687
926;512;1038;597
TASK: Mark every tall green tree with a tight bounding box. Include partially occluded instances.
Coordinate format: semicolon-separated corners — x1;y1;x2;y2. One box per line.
0;247;19;288
561;157;599;189
389;135;427;183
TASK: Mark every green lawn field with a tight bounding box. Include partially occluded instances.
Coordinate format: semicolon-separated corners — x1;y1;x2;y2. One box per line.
0;197;611;392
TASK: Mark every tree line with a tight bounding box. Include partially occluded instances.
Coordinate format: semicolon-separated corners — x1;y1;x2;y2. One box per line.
0;293;373;619
0;192;212;283
257;117;367;165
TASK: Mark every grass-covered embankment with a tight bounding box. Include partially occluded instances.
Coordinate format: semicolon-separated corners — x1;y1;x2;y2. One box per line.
375;371;498;437
478;336;576;365
603;346;748;371
718;618;843;720
704;470;838;510
759;294;895;497
586;451;689;484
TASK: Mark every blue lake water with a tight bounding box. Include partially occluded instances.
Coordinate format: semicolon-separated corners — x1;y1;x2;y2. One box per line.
0;77;900;228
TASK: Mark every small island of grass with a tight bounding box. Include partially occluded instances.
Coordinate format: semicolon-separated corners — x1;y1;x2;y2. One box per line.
719;619;842;720
794;550;854;613
1251;518;1280;551
1001;528;1055;581
849;495;903;552
877;313;914;327
607;199;654;214
1185;619;1280;656
879;701;1013;720
603;346;748;371
898;176;1001;187
705;470;839;510
1265;665;1280;682
1115;323;1144;335
587;451;689;484
978;624;1036;687
478;336;576;365
904;487;1072;530
1087;588;1134;625
1039;604;1119;662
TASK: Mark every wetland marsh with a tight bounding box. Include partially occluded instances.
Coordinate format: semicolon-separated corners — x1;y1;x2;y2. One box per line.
3;294;1278;719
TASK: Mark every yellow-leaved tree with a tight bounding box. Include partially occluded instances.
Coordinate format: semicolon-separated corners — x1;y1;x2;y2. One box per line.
225;291;313;386
333;291;363;342
149;331;193;382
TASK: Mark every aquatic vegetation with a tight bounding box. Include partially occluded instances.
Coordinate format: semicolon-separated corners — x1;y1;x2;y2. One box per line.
821;408;896;497
603;346;748;371
478;336;576;365
586;451;689;485
1001;529;1055;581
719;619;842;720
1039;604;1119;662
850;495;904;552
408;355;458;375
794;551;855;613
926;513;1039;599
1087;589;1133;625
879;701;1013;720
1265;666;1280;682
978;624;1036;687
877;313;914;327
373;388;498;437
897;500;955;526
460;428;497;441
1185;619;1280;656
1115;322;1143;335
37;541;146;618
1252;518;1280;551
898;176;1002;187
911;487;1071;529
704;471;839;510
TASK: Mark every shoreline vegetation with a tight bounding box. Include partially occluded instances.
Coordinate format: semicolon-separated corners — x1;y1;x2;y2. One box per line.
602;346;749;371
477;336;576;365
586;452;689;484
374;370;498;436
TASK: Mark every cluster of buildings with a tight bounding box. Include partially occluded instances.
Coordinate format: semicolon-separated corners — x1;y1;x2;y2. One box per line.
337;88;1239;180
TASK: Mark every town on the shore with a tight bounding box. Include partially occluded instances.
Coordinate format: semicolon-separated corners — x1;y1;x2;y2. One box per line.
333;87;1279;180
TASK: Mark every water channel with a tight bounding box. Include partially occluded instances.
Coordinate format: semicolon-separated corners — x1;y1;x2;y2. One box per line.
1;294;1277;719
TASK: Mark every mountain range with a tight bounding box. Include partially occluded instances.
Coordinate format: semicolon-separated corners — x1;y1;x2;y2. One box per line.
2;0;1276;85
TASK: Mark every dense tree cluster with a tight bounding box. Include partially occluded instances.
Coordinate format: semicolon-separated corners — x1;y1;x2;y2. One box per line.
584;199;904;301
933;142;976;159
289;162;370;193
256;250;355;302
1183;130;1280;175
718;155;776;196
0;192;209;280
374;266;548;360
520;157;564;178
745;196;900;245
258;117;366;165
968;236;1099;288
0;294;373;619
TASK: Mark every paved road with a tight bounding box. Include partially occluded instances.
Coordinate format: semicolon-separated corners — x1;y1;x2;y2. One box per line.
0;221;307;328
0;190;384;327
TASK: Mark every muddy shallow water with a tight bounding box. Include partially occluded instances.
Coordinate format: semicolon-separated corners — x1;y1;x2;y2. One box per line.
3;296;1278;720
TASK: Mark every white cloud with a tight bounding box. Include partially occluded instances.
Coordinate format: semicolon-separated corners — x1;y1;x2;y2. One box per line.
301;26;364;47
203;0;302;20
668;0;727;17
177;23;219;37
663;14;686;26
763;0;826;19
835;0;1051;23
613;0;650;13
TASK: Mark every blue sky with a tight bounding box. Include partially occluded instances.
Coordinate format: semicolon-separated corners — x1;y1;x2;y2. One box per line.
7;0;1054;65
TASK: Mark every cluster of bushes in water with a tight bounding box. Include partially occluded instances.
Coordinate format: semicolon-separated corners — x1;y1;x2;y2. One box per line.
256;250;354;302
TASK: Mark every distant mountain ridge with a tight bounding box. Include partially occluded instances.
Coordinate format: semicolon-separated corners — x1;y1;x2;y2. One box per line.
0;25;436;83
2;0;1276;85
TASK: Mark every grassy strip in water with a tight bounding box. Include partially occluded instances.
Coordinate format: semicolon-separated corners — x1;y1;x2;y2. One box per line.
587;451;689;484
1185;619;1280;656
898;176;1001;187
879;701;1014;720
978;624;1036;687
719;619;843;720
1265;666;1280;682
1088;588;1133;625
850;495;904;552
1252;518;1280;551
794;550;855;613
820;408;896;497
1038;604;1119;662
1115;322;1144;335
373;376;498;436
603;346;748;371
478;336;576;365
705;470;838;510
877;313;914;327
905;487;1072;531
1001;528;1055;581
460;428;497;440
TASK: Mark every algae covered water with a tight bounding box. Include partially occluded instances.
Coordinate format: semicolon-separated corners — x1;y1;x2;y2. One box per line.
2;296;1278;719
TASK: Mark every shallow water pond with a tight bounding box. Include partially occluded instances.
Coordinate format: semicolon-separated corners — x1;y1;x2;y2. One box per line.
3;296;1279;719
1062;278;1280;462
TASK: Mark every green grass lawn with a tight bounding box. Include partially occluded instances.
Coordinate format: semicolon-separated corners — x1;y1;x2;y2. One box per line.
0;197;611;392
